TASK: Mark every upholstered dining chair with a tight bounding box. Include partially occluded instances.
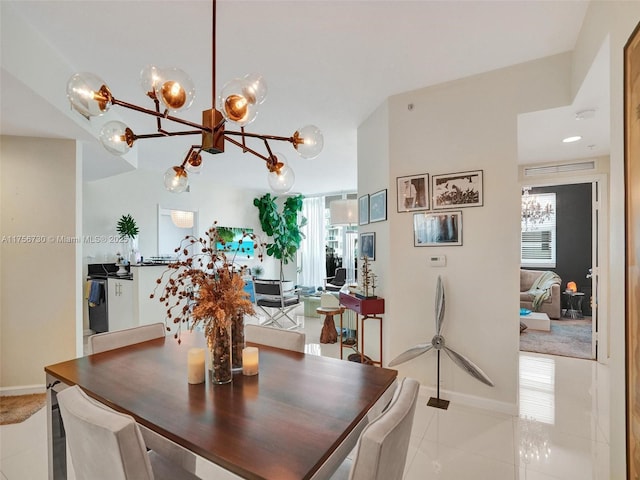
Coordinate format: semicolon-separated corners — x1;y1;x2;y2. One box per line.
58;385;200;480
88;322;196;473
89;322;166;354
330;377;420;480
244;324;306;353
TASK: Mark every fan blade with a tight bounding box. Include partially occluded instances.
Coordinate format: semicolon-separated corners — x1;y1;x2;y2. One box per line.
435;275;445;334
443;346;494;387
388;343;433;367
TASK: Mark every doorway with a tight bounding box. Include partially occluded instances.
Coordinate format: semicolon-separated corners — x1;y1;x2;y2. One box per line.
519;176;607;361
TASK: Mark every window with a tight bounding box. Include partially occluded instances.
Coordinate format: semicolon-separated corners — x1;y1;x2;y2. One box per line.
521;192;556;268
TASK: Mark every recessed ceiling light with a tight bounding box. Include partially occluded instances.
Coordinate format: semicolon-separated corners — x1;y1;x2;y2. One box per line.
562;136;582;143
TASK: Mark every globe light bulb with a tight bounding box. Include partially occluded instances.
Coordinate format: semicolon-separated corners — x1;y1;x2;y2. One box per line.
139;65;161;98
164;166;189;193
99;121;134;155
154;68;195;112
267;161;295;194
293;125;324;159
185;151;202;174
218;78;258;126
243;73;268;105
66;72;112;117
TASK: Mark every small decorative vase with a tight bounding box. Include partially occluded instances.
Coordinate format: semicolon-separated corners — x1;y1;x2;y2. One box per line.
231;313;245;372
207;324;232;384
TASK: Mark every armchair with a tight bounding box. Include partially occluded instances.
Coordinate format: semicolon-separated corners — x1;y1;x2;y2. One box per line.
324;267;347;292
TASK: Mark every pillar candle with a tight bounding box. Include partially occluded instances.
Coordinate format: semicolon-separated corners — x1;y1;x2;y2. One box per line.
187;348;205;384
242;347;259;376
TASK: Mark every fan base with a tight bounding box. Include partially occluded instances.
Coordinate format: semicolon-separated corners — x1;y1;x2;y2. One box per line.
427;397;450;410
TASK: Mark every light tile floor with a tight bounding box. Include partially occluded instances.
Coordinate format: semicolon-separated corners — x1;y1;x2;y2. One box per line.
1;309;610;479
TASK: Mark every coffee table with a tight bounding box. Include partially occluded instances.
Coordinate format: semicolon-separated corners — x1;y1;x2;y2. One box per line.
520;311;550;331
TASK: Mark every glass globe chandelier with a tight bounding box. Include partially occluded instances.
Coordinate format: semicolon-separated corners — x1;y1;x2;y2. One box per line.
521;187;554;231
66;0;323;194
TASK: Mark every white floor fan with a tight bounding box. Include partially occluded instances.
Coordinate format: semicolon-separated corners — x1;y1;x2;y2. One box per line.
389;275;494;409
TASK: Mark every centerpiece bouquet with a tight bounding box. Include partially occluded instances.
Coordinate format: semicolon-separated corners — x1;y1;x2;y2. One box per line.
152;223;262;384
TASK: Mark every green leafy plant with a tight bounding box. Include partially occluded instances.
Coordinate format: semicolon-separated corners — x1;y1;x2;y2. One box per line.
252;265;264;277
253;193;306;280
116;214;139;240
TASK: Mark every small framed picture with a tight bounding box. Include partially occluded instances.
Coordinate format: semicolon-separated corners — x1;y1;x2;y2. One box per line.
369;189;387;223
432;170;483;209
413;211;463;246
396;174;429;212
359;232;376;260
358;195;369;225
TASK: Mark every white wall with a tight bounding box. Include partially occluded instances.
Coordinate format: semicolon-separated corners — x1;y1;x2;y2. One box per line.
357;101;390;366
82;168;282;327
1;136;80;389
572;2;640;477
359;53;573;413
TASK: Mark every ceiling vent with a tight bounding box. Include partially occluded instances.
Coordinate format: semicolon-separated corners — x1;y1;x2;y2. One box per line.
523;161;596;177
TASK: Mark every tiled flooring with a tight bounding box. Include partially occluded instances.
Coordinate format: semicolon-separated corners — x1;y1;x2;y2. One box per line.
1;310;610;479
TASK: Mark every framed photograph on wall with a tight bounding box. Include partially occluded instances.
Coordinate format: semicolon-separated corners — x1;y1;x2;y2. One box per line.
413;211;463;246
396;174;429;212
359;232;376;260
358;194;369;225
369;189;387;222
432;170;483;210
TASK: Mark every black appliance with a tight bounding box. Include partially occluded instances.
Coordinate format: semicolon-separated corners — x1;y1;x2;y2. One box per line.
86;263;131;333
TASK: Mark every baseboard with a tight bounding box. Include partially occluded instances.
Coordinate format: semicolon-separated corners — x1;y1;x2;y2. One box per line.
0;384;46;396
418;384;517;416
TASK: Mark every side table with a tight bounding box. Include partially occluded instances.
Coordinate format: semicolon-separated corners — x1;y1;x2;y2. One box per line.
316;306;344;344
563;291;585;319
339;292;385;366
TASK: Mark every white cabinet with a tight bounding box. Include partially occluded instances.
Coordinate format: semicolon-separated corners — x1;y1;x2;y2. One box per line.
107;278;134;332
133;265;170;326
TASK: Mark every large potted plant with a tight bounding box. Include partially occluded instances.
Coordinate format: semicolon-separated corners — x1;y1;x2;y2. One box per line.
253;193;306;281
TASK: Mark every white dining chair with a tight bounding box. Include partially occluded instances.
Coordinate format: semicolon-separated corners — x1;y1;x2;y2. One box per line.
244;324;306;352
330;377;420;480
58;385;200;480
88;322;196;473
89;322;166;354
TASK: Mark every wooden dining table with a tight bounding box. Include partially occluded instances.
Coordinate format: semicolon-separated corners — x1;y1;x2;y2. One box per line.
44;332;397;480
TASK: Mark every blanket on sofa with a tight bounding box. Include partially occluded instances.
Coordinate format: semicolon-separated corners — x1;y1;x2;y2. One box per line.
528;271;561;311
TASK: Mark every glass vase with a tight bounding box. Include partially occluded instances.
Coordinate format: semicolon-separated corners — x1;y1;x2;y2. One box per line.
207;323;232;384
231;313;245;372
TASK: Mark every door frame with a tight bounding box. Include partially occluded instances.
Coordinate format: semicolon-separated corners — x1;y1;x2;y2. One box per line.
519;172;609;363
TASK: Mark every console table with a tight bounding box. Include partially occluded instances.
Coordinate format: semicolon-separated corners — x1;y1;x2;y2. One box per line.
339;292;385;366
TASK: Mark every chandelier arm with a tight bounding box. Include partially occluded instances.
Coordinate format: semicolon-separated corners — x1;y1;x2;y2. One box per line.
135;131;203;140
223;135;270;163
111;98;212;133
223;130;294;143
179;145;203;168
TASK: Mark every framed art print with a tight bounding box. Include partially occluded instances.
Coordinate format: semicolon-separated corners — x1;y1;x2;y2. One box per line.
358;194;369;225
413;211;462;246
359;232;376;260
432;170;483;210
396;174;429;212
369;189;387;223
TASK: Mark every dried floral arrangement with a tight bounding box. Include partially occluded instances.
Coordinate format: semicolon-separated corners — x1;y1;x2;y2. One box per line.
151;223;263;343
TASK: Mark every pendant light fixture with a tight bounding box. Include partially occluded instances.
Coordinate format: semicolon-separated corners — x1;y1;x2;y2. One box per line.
66;0;323;194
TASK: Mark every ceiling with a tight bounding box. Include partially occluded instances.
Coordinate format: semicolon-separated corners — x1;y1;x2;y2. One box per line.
1;0;608;195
